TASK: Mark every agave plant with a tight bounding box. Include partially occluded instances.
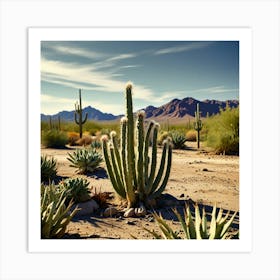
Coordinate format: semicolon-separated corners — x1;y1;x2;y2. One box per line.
145;203;238;239
67;148;103;174
41;155;57;182
90;139;102;150
59;177;91;204
169;130;187;149
41;183;79;239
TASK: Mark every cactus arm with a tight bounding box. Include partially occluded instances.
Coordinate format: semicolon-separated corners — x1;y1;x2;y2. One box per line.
147;124;159;191
121;117;135;208
143;121;154;186
125;84;137;188
102;138;125;198
136;112;145;199
74;111;79;124
150;142;172;199
109;145;126;198
111;131;124;186
149;140;168;195
81;112;88;124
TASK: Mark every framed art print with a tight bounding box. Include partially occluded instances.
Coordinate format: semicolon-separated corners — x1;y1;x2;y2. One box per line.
28;27;252;253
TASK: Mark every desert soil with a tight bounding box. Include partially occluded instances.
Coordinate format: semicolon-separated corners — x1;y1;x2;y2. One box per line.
41;141;239;239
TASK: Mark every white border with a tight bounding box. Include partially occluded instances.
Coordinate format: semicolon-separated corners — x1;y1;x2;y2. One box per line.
28;27;252;253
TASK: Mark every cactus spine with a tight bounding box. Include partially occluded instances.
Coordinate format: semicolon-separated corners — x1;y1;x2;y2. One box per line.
74;89;88;138
102;83;172;209
194;103;203;149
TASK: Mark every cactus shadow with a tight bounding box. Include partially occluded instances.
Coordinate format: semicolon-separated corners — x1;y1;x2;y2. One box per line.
86;167;108;179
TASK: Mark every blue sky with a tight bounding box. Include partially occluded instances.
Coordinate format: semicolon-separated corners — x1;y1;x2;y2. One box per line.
41;41;239;115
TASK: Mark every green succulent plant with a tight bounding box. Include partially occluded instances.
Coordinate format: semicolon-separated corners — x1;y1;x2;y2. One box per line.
41;155;57;182
67;148;103;174
145;203;238;239
41;183;79;239
102;83;172;209
169;130;187;149
90;140;102;150
59;178;91;204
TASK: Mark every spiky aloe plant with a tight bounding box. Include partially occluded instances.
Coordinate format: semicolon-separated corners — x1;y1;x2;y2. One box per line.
67;148;103;174
101;83;172;209
41;155;57;182
74;89;88;138
194;103;203;149
58;178;91;204
41;183;79;239
146;203;238;239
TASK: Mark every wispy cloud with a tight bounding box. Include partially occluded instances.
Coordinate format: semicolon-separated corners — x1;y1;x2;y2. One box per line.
41;58;155;102
44;45;106;60
107;53;136;61
190;86;238;94
154;42;212;55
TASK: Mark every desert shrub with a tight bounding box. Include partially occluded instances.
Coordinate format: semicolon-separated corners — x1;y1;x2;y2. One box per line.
157;130;169;145
41;183;79;239
169;130;187;149
67;131;80;146
58;178;91;204
206;107;239;155
75;135;94;146
41;130;68;148
41;155;57;182
91;187;111;208
67;148;103;174
145;203;238;239
186;129;197;142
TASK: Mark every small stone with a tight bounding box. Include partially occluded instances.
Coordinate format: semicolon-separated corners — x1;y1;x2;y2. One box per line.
135;206;147;217
124;208;135;218
202;168;208;172
103;207;118;217
72;199;99;217
126;220;136;225
147;216;154;222
179;193;184;198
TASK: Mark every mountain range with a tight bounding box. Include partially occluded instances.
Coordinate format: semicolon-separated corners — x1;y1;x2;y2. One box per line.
41;97;239;122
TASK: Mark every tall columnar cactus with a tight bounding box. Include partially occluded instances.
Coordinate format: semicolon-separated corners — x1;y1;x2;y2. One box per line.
48;116;61;130
74;89;88;138
194;103;203;149
102;83;172;210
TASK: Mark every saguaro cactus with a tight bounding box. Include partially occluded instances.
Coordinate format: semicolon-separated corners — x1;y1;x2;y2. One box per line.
102;83;172;211
194;103;203;149
74;89;88;138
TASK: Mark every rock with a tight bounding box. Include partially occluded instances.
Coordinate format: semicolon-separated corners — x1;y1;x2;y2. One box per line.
126;220;136;225
103;207;118;217
179;193;184;198
72;199;99;217
202;168;208;172
135;206;147;217
124;208;135;218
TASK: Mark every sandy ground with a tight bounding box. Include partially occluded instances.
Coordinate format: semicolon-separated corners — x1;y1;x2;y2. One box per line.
41;141;239;239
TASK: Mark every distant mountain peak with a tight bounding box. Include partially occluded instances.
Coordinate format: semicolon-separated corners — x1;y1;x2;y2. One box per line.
41;97;239;123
